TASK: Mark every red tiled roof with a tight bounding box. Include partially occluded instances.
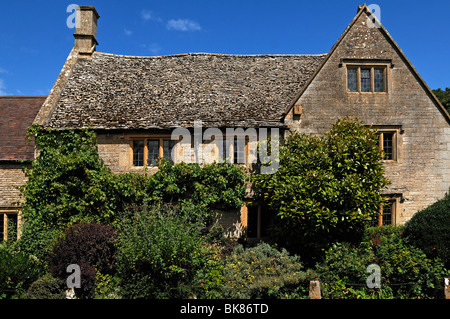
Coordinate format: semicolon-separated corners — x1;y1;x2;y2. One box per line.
0;96;46;160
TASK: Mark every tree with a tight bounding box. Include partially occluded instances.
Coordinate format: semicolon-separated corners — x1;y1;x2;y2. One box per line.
252;118;390;263
433;87;450;114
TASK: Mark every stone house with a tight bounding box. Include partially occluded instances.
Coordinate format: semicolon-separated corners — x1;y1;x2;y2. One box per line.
0;96;46;240
3;5;450;240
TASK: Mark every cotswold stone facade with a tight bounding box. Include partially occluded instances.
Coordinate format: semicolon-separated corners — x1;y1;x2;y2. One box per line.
2;5;449;239
283;8;450;224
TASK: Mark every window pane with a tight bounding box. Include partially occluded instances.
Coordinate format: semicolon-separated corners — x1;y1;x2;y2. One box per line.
163;140;175;164
361;69;371;92
220;139;231;163
383;133;394;160
7;214;17;241
374;69;384;92
147;140;159;166
382;202;393;225
133;140;144;166
347;68;357;92
234;138;245;164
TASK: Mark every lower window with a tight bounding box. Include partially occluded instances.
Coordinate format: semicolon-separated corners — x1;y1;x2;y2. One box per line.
372;197;399;226
0;212;18;241
131;138;176;166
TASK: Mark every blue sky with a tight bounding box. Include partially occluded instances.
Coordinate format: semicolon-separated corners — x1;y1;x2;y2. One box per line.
0;0;449;96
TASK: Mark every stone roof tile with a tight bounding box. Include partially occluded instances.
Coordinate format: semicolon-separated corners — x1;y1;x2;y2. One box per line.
45;52;326;129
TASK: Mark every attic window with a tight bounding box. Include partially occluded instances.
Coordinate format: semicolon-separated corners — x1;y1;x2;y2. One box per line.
346;65;387;93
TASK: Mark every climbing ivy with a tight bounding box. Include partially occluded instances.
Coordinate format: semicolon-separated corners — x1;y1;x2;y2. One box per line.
18;125;247;259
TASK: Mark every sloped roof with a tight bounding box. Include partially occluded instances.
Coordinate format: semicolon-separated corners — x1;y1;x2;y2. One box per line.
40;52;326;130
0;96;46;161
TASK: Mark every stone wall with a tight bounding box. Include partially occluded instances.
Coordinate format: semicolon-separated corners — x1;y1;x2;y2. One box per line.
0;163;28;208
285;11;450;224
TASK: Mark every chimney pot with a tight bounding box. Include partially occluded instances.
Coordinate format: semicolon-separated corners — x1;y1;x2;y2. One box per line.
73;6;100;56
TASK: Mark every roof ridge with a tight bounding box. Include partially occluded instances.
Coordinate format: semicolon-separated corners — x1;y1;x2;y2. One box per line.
93;51;327;59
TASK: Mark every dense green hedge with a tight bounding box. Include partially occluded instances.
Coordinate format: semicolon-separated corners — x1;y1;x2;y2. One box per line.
403;195;450;268
315;226;447;299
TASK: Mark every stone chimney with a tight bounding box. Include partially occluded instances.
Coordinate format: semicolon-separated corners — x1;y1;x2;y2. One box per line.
73;6;100;56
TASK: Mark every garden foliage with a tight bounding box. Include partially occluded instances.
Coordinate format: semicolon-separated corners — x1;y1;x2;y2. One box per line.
315;226;447;299
114;204;216;298
403;194;450;268
4;121;448;299
48;222;117;298
222;242;309;299
252;118;389;261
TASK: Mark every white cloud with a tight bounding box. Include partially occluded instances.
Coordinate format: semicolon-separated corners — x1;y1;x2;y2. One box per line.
167;19;201;31
141;9;161;22
0;79;7;95
124;28;133;36
142;43;162;55
0;67;7;74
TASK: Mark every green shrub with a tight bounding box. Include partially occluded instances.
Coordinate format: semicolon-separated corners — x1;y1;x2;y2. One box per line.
146;159;247;225
316;226;447;299
115;204;215;298
92;272;121;299
48;222;117;298
222;242;308;299
0;244;44;299
403;195;450;268
252;118;389;264
24;274;65;299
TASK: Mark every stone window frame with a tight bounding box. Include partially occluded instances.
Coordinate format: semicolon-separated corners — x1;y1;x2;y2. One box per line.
128;135;178;167
369;125;402;163
218;135;250;165
342;59;392;94
378;130;397;161
0;209;21;241
373;195;401;226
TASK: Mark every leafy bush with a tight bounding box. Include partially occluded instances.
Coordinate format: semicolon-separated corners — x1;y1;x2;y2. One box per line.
19;127;122;260
222;242;308;299
191;242;226;299
115;204;215;298
252;118;389;264
24;274;65;299
146;159;247;224
315;226;447;299
402;195;450;268
48;223;117;298
92;272;121;299
0;244;44;298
